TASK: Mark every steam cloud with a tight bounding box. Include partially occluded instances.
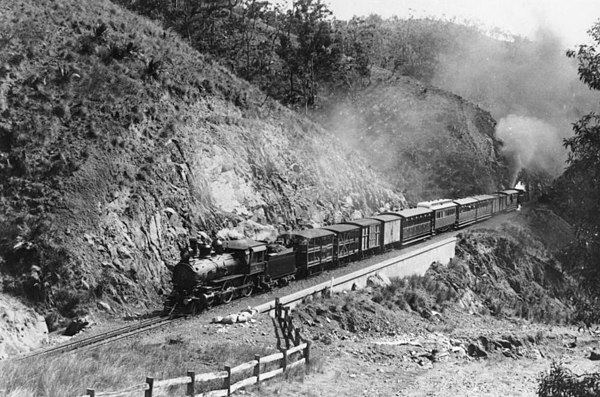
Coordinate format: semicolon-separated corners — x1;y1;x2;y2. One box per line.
496;115;564;184
432;27;598;179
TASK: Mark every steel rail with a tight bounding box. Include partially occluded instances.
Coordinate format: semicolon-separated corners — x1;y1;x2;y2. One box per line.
18;315;184;359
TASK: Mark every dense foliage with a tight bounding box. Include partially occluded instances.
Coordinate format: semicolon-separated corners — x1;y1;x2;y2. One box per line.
111;0;494;108
552;22;600;297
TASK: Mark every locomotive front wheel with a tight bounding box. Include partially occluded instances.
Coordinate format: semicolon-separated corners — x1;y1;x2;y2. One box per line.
221;282;235;303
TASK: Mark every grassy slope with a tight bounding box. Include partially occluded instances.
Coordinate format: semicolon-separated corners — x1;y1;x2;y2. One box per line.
0;0;402;319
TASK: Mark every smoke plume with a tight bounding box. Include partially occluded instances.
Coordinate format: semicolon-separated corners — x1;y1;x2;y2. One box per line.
496;115;564;184
432;26;598;179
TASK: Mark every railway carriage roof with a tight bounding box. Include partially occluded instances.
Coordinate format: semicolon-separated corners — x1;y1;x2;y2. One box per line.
369;214;402;222
322;224;360;233
417;200;457;210
453;198;478;205
344;218;381;227
471;194;496;201
285;229;335;239
386;208;433;218
498;189;520;195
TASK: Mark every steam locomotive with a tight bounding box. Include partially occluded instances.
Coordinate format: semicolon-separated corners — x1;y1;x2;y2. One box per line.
164;189;525;314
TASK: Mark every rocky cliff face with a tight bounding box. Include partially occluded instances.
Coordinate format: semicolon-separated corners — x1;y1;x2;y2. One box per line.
0;0;404;321
316;76;509;202
429;210;575;322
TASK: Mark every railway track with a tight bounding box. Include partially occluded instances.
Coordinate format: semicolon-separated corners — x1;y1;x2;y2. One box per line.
18;211;518;361
19;314;185;360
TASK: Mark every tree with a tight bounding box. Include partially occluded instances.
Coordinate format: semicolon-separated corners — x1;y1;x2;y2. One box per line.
277;0;340;107
556;22;600;293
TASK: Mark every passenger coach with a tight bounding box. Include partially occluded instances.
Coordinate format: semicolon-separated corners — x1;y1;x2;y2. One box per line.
453;197;478;228
471;194;495;221
417;199;457;233
385;208;433;244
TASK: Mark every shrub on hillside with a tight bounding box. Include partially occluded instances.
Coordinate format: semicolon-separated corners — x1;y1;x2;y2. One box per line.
538;362;600;397
371;275;456;315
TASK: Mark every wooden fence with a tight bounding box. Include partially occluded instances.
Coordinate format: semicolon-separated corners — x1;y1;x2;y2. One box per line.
81;301;309;397
81;342;309;397
274;298;305;349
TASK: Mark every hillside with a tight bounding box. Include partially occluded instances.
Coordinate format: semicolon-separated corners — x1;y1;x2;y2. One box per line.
0;0;509;328
0;0;404;322
315;76;509;202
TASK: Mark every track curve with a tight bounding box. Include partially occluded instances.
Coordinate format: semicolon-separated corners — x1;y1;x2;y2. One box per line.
18;315;185;360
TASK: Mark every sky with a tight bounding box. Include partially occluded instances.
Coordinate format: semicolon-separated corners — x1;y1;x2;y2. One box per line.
321;0;600;47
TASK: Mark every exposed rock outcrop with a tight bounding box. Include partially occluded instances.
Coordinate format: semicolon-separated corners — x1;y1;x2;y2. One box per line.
0;294;48;359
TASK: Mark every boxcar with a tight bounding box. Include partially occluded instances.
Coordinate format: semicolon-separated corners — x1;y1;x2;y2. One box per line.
343;218;383;256
279;229;334;275
498;189;520;211
471;194;495;221
417;199;457;233
453;197;478;228
321;223;361;264
369;214;402;248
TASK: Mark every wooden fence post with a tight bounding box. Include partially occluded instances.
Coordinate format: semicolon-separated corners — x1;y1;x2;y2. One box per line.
254;354;261;385
305;341;311;365
225;365;232;396
275;298;280;318
283;307;291;348
144;377;154;397
282;348;288;375
187;371;195;396
86;389;95;397
294;328;301;346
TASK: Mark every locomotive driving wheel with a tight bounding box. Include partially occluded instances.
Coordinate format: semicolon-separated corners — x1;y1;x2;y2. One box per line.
220;281;235;303
240;276;254;297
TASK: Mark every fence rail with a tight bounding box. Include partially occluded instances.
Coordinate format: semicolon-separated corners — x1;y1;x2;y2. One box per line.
81;342;309;397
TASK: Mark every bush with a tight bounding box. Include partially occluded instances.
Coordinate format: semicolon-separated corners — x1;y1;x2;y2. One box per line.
370;275;455;315
538;362;600;397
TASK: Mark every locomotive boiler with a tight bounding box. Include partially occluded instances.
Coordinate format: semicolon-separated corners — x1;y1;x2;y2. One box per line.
165;237;296;314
